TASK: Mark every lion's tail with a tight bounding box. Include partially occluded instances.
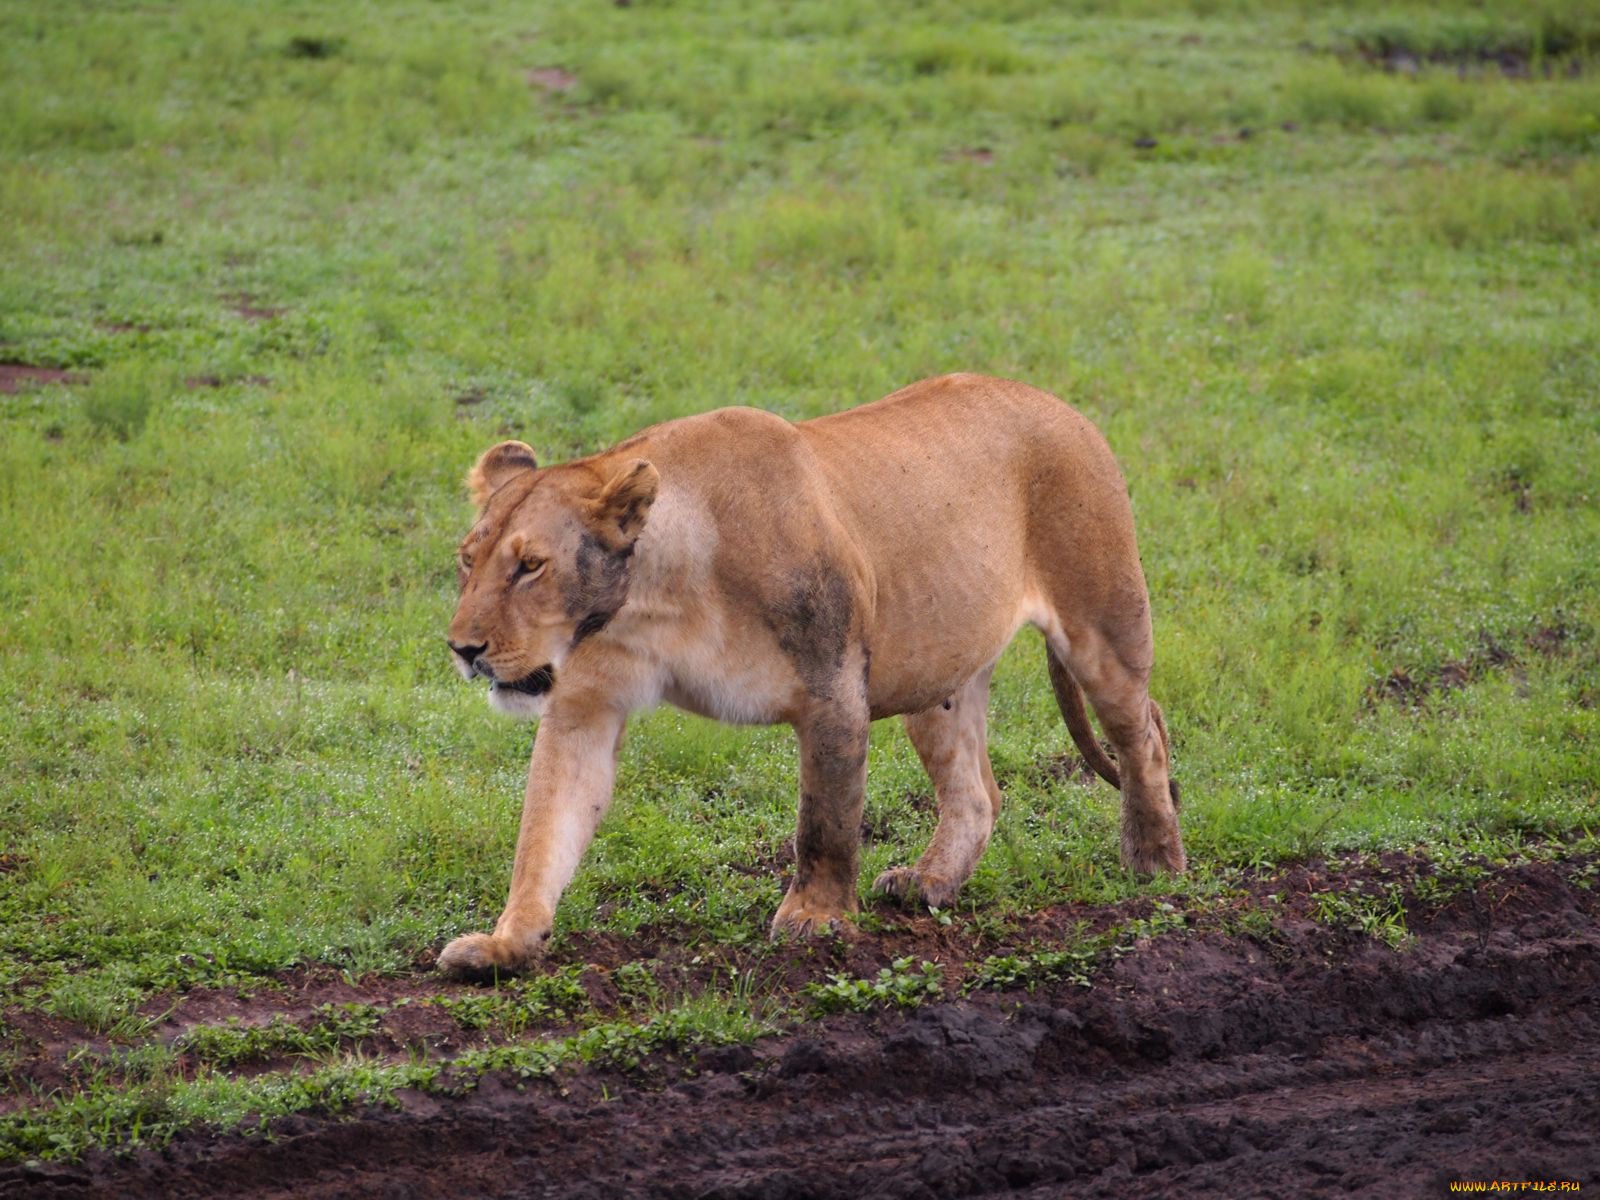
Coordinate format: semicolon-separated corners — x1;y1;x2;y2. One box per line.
1044;644;1180;810
1045;644;1121;790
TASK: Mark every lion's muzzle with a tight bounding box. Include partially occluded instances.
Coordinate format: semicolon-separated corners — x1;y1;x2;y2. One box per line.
447;639;487;682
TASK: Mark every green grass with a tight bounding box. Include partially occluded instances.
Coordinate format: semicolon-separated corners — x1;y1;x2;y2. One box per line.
176;1002;385;1067
0;969;775;1161
1337;3;1600;66
2;0;1598;1161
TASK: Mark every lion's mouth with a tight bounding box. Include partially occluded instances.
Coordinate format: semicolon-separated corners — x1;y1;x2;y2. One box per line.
494;665;555;697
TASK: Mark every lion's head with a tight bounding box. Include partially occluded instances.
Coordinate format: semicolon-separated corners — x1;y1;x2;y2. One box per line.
446;441;660;718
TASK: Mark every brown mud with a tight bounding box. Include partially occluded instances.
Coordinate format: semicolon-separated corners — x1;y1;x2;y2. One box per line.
229;296;284;323
4;854;1599;1198
526;67;578;94
1347;31;1598;78
0;365;88;394
1371;621;1577;709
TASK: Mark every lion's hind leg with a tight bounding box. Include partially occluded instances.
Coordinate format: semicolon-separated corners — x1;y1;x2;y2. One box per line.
1046;630;1185;876
873;664;1001;909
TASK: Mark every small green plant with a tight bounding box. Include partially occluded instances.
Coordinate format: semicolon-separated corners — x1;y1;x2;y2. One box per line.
1218;907;1278;942
572;1015;680;1071
1411;847;1492;906
1284;62;1395;128
889;28;1028;77
437;966;591;1035
177;1003;383;1066
967;946;1098;992
514;965;591;1015
435;992;516;1033
610;960;663;1006
0;1053;440;1163
967;905;1188;993
805;958;944;1015
1309;886;1412;949
1121;903;1188;944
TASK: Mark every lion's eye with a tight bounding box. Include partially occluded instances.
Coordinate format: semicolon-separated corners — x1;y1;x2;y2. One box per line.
512;558;547;583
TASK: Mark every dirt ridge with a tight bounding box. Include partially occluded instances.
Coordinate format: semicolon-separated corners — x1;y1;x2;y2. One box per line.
8;861;1597;1198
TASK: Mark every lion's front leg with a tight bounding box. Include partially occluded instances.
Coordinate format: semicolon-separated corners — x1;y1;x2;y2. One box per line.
438;705;625;978
772;695;870;939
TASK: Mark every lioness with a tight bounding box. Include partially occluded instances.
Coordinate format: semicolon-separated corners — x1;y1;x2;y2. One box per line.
439;373;1183;975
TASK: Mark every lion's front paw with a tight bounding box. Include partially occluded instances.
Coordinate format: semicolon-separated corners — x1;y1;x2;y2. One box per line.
770;890;854;940
871;866;958;909
436;930;546;980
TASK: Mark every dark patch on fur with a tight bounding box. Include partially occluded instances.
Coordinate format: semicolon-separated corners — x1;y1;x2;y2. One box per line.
806;713;869;776
1169;778;1182;812
791;779;864;896
563;532;633;625
791;706;870;897
793;793;830;870
571;609;616;648
769;560;854;698
771;563;867;900
792;793;832;895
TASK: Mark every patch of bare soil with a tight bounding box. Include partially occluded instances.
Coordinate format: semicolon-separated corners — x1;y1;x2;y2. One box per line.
184;374;271;390
229;296;284;323
527;67;577;93
5;855;1599;1198
1351;37;1594;78
0;365;88;394
1371;622;1574;708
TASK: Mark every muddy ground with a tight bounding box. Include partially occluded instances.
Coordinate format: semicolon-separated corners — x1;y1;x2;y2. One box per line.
5;854;1599;1198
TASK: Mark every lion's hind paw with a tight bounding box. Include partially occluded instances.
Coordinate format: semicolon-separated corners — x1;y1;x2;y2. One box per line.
871;866;959;910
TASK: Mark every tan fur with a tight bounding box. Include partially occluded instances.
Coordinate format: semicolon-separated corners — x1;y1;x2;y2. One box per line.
437;374;1184;977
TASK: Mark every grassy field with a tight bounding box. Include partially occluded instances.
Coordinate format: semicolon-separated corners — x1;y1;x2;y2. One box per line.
2;0;1598;1159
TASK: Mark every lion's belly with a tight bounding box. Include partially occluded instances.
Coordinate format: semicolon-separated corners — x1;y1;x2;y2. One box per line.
654;576;1028;725
862;568;1032;718
659;650;797;726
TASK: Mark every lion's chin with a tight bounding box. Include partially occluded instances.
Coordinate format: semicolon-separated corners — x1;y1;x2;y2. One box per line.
488;683;549;720
478;662;556;722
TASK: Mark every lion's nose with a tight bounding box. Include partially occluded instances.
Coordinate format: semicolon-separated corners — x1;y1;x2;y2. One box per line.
448;639;488;664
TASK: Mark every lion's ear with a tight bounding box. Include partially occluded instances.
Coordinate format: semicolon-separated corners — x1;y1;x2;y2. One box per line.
587;459;659;550
466;441;538;509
